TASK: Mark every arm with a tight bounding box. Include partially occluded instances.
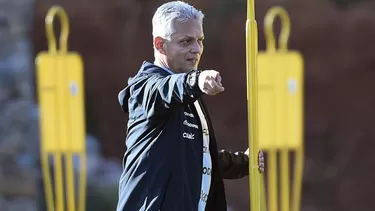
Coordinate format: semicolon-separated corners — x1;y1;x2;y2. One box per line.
139;70;203;113
138;69;225;113
218;149;265;179
218;150;249;179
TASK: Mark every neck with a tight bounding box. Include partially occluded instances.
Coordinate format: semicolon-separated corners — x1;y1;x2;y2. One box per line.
154;59;174;72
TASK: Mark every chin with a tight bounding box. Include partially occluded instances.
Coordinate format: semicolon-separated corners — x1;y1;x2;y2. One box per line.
180;66;195;73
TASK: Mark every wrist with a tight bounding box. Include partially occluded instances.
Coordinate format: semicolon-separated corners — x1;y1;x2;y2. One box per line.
187;69;201;89
186;69;204;96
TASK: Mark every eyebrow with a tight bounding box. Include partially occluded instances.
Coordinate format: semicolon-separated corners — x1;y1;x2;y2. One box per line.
180;35;205;40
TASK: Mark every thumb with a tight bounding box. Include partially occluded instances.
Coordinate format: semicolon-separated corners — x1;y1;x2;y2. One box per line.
215;74;222;86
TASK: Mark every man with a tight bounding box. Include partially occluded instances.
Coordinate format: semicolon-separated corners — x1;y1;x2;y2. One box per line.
116;1;264;211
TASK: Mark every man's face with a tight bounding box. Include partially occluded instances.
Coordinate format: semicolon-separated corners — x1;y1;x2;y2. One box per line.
156;20;204;73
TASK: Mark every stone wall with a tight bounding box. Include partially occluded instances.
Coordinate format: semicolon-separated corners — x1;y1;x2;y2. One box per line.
0;0;39;210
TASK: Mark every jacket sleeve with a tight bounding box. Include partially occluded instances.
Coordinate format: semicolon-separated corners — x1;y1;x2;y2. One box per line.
137;70;203;113
218;149;249;179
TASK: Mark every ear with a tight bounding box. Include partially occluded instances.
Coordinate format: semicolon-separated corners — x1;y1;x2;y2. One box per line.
154;36;166;54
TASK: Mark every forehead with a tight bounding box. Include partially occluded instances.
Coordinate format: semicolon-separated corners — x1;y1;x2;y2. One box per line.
171;20;204;39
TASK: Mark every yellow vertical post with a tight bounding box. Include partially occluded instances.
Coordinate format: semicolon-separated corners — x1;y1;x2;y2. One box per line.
257;6;304;211
36;5;87;211
246;0;262;211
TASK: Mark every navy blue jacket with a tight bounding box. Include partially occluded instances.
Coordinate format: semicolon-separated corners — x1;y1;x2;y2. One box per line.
116;61;249;211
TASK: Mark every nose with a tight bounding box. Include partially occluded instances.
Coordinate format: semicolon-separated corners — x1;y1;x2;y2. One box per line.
190;41;202;54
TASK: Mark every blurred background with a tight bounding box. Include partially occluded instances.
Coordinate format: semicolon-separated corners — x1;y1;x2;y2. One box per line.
1;0;375;210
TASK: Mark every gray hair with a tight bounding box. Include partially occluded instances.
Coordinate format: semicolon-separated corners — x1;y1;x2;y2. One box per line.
152;1;205;40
